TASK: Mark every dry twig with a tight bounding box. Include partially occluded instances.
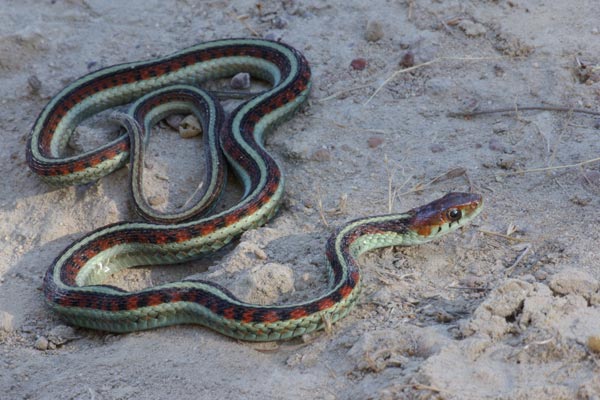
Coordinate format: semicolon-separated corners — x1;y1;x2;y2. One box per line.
448;105;600;118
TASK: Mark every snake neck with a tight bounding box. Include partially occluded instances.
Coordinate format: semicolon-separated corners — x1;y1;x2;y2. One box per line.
323;213;413;286
333;213;419;257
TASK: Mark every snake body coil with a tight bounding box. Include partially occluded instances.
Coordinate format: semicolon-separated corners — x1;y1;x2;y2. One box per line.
27;39;483;341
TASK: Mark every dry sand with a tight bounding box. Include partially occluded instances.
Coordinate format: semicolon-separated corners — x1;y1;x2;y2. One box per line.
2;0;600;399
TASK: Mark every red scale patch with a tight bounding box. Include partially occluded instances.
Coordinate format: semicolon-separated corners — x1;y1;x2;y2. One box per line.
242;310;255;323
146;293;163;307
261;311;280;323
125;296;139;310
174;230;192;243
200;222;217;236
170;292;182;302
339;285;352;298
289;308;308;320
222;307;236;320
153;232;169;245
317;298;335;311
110;299;121;312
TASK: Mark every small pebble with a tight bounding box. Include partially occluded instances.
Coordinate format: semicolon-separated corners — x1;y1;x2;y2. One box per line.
0;311;14;332
458;20;487;37
179;115;202;138
27;75;42;95
253;248;268;260
147;194;166;206
350;58;367;71
570;196;591;206
429;143;445;153
365;20;384;42
367;136;383;148
165;114;184;131
496;157;515;170
311;148;331;161
48;325;79;346
87;61;98;70
588;336;600;353
34;336;49;351
399;52;415;68
534;270;547;281
489;138;507;152
272;15;288;29
230;72;251;90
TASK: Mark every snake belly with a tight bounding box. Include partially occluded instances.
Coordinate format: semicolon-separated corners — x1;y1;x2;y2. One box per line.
28;38;483;341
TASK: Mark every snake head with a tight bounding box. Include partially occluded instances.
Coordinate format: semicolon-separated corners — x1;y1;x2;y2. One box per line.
408;192;483;241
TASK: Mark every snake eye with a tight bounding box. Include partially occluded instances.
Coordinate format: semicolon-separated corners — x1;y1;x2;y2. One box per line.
446;208;462;222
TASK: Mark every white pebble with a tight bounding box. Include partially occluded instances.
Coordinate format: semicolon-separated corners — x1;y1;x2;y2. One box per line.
365;20;384;42
0;310;14;332
179;115;202;138
34;336;49;350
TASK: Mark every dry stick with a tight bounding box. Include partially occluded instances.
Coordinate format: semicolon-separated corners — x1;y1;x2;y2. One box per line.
499;156;600;177
505;245;531;276
448;105;600;118
383;154;396;213
315;186;330;228
397;167;466;197
227;12;260;36
479;229;528;243
363;55;509;106
453;104;600;177
318;83;375;103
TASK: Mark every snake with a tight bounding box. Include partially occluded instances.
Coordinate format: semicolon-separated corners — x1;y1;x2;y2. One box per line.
27;38;483;341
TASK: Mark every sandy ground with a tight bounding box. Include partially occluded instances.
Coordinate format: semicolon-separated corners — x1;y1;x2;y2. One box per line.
2;0;600;399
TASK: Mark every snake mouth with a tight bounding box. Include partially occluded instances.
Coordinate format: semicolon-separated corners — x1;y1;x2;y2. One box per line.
408;192;483;238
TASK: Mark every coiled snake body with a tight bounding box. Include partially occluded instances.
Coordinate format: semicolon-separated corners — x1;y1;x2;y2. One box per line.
27;39;483;341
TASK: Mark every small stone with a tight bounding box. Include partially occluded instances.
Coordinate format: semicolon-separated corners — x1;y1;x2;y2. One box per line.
179;115;202;138
164;114;184;131
429;143;445;153
496;157;516;170
34;336;49;351
588;336;600;353
0;311;14;332
534;270;548;281
425;77;453;95
350;58;367;71
147;194;166;206
311;148;331;161
367;136;383;148
365;20;384;42
253;248;268;260
370;287;393;305
399;52;415;68
489;138;508;152
272;16;288;29
27;75;42;95
230;72;251;90
570;196;591;206
48;325;79;346
458;20;487;37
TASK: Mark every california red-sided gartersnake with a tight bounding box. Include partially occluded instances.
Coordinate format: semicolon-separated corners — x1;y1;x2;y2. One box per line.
27;38;483;341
